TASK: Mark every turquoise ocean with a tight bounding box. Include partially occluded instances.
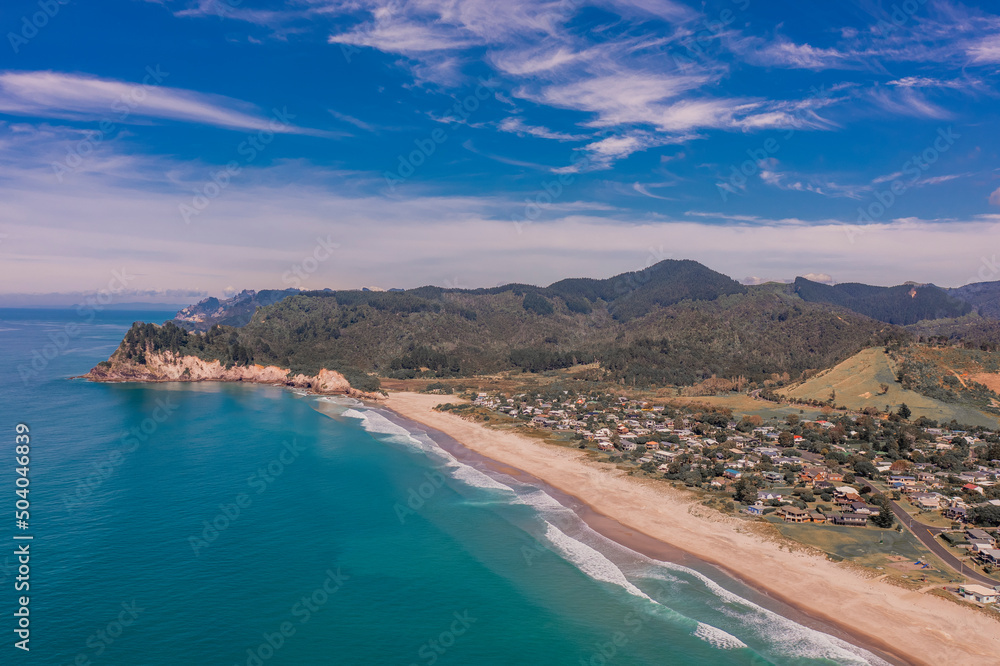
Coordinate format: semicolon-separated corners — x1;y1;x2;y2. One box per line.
0;309;894;665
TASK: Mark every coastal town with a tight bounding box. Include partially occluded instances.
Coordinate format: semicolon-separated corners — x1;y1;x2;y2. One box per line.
435;387;1000;609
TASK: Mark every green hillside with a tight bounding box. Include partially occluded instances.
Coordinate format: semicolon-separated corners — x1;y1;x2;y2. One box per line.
780;347;1000;428
98;261;904;391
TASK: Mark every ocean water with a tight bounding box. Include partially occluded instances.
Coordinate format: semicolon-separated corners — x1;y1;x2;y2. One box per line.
0;309;891;665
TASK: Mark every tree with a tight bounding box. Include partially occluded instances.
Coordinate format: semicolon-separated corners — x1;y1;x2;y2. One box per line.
733;477;758;504
853;459;878;478
778;431;795;447
970;505;1000;527
869;494;895;528
897;403;911;420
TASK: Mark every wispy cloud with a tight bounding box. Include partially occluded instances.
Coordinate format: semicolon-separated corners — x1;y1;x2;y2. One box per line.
0;70;330;135
967;33;1000;63
497;117;585;141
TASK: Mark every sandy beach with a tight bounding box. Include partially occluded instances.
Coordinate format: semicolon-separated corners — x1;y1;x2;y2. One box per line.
384;391;1000;666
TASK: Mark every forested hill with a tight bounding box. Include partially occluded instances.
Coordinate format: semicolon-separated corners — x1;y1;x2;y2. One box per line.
793;277;972;325
96;260;907;392
950;281;1000;320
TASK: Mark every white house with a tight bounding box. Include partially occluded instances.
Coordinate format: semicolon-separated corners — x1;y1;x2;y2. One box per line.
959;585;998;604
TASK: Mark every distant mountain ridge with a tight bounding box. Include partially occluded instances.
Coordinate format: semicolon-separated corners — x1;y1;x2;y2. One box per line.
949;281;1000;320
173;289;299;331
91;260;906;393
792;277;972;325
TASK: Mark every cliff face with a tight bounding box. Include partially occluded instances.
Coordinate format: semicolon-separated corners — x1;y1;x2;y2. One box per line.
83;351;381;400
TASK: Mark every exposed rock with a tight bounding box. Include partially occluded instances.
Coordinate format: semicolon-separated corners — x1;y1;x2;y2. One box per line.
82;351;382;400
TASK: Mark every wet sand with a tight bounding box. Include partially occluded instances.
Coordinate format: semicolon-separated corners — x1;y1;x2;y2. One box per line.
383;391;1000;666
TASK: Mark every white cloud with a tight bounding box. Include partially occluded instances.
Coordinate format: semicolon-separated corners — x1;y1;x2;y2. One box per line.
967;34;1000;63
1;122;997;293
497;117;584;141
0;70;328;134
801;272;834;284
990;187;1000;206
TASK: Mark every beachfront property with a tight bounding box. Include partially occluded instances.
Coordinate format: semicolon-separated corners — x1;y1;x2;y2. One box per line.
777;506;810;523
829;512;868;527
958;584;999;604
464;388;1000;535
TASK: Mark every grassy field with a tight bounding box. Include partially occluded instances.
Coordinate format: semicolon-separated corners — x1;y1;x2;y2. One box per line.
779;347;999;428
768;519;955;585
670;394;830;420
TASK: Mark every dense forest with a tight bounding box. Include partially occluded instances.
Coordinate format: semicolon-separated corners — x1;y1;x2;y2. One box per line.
793;277;971;325
104;261;909;392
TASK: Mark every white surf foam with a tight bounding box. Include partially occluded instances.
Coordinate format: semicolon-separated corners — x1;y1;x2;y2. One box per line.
652;560;889;665
694;622;748;650
342;406;885;664
346;408;519;497
541;522;655;602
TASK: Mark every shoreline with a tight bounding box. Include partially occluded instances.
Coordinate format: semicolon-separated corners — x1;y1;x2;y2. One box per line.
373;403;906;666
380;391;1000;666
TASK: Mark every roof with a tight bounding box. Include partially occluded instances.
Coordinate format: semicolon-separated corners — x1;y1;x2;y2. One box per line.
960;584;998;597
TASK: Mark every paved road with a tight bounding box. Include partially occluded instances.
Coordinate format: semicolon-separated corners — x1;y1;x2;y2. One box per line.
855;478;999;586
887;497;999;587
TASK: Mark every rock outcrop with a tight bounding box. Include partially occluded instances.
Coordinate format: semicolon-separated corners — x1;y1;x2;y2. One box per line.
83;351;382;400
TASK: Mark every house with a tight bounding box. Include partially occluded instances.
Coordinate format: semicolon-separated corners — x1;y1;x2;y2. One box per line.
597;441;615;451
944;504;968;522
746;503;766;516
810;512;827;524
829;512;868;527
979;548;1000;566
848;502;881;516
723;468;741;479
777;506;810;523
763;471;784;483
966;529;996;548
910;493;941;510
757;491;782;502
619;441;637;452
959;585;999;604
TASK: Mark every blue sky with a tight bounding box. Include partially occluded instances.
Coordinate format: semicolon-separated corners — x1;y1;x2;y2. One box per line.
1;0;999;301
